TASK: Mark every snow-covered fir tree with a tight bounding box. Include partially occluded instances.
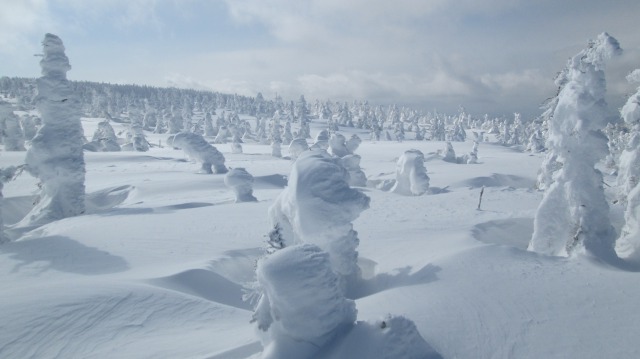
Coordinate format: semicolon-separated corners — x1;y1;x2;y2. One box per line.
224;168;257;203
529;32;621;261
168;132;227;174
391;149;430;196
615;69;640;260
21;33;86;227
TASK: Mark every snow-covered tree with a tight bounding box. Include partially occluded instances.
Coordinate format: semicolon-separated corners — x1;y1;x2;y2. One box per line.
346;134;362;154
615;69;640;260
341;154;367;187
0;166;18;243
224;167;257;202
391;149;430;196
122;120;149;152
252;244;357;359
0;102;25;151
21;33;86;226
268;150;370;282
168;132;227;174
312;129;330;150
288;138;308;160
329;132;350;157
84;119;120;152
529;33;621;261
442;141;456;163
271;140;282;158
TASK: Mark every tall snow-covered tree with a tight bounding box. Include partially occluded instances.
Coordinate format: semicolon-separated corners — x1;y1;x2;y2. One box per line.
615;69;640;260
21;33;86;226
529;33;621;261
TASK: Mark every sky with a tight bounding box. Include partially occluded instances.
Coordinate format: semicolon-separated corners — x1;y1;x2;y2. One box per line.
1;0;639;118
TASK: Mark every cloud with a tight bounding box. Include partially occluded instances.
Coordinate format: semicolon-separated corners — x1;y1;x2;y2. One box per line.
0;0;52;54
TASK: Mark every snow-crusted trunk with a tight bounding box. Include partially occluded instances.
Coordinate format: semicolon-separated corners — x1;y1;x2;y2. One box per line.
21;33;86;226
529;33;620;261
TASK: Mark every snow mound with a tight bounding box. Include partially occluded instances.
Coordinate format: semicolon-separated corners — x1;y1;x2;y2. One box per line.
0;282;253;359
85;185;135;212
147;268;252;310
472;218;534;249
453;173;534;189
319;316;442;359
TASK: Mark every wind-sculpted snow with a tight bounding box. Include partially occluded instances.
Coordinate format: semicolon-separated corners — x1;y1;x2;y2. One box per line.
0;282;254;359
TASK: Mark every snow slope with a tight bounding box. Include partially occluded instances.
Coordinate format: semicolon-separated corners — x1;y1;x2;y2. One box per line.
1;116;639;358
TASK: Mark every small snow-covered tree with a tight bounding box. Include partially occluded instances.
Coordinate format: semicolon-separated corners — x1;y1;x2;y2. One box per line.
442;141;456;163
288;138;308;160
391;149;430;196
21;34;86;226
529;33;621;260
346;134;362;154
122;120;149;152
271;140;282;158
0;102;26;151
84;119;120;152
268;150;370;281
341;154;367;187
312;129;330;150
224;167;257;202
168;132;228;174
253;244;357;359
329;132;350;157
0;166;18;243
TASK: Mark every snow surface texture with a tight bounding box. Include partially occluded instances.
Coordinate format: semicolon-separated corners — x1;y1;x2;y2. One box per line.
20;33;86;228
268;149;370;280
254;244;357;358
391;149;430;196
224;168;257;203
168;132;227;174
529;33;620;261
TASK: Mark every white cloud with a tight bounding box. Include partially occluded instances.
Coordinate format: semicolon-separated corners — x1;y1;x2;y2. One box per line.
0;0;52;53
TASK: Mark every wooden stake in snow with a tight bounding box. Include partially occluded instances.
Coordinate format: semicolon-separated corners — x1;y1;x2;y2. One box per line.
477;186;485;210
